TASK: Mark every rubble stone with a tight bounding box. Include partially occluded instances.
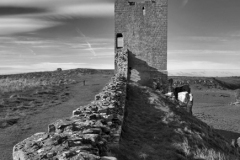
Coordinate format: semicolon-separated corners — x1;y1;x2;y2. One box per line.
13;50;128;160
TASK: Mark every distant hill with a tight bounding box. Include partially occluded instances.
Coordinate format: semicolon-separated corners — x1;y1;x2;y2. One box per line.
0;68;114;79
213;77;240;90
169;76;240;90
168;70;240;77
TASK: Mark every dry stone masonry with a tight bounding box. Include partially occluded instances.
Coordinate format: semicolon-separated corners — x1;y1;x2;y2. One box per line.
115;50;128;78
13;51;128;160
13;0;168;159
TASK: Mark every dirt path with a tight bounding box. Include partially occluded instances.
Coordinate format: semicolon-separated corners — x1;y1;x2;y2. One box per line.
0;74;111;160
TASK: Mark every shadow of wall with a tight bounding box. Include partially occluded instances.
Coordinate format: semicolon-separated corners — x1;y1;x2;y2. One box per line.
128;49;167;87
115;0;168;88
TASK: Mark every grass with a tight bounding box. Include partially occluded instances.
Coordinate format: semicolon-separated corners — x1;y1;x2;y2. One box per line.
0;78;53;93
213;77;240;90
110;82;239;160
0;106;21;128
169;76;240;90
0;71;113;160
0;70;238;159
0;68;114;94
0;75;68;128
0;70;72;128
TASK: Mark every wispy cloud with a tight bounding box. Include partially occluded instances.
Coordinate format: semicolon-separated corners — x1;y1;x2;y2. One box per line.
76;29;96;56
53;3;114;18
172;36;227;42
0;0;114;19
168;60;240;70
84;47;114;50
0;0;115;75
168;49;240;71
230;31;240;37
168;69;240;77
0;0;113;7
168;50;239;55
0;50;19;55
14;40;37;56
0;17;61;35
0;6;48;16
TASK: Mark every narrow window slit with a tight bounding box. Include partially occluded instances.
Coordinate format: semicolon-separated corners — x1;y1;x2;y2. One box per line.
116;33;123;48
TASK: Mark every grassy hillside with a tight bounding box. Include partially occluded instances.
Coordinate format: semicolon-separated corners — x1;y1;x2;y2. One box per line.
1;70;239;159
170;76;240;90
112;83;239;160
0;68;113;94
0;69;114;160
213;77;240;90
0;68;114;129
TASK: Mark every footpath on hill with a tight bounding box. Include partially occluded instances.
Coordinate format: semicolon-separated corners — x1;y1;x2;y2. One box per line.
0;74;112;160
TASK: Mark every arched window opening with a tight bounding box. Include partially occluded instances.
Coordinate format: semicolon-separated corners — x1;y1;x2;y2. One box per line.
143;7;146;16
116;33;123;48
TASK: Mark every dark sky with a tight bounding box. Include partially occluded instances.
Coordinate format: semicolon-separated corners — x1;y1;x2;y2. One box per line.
0;0;240;76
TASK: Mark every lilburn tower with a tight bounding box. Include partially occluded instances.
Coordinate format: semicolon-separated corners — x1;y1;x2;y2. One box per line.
115;0;168;86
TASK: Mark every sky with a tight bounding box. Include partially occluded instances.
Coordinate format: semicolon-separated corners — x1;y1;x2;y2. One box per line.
0;0;114;75
0;0;240;76
168;0;240;76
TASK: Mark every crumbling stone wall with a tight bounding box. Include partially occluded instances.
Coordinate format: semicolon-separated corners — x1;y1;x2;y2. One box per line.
13;51;128;160
115;50;128;79
13;0;169;158
115;0;168;86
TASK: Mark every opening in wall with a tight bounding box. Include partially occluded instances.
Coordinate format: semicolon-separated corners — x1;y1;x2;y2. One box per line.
116;33;123;48
143;7;146;16
128;2;135;5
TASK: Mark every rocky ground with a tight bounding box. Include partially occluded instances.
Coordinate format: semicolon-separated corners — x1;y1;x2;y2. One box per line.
0;69;113;160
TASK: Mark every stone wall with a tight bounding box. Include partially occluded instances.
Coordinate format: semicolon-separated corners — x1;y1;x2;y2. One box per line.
13;51;128;160
115;0;168;86
12;0;168;158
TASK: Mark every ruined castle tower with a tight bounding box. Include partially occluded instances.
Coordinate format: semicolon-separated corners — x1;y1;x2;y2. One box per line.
115;0;168;86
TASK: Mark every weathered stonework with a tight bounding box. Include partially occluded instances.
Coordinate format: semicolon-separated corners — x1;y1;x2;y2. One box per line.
13;52;128;160
13;0;169;159
115;0;168;86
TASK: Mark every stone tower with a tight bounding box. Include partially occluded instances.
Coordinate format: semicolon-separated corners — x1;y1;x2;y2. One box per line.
115;0;168;86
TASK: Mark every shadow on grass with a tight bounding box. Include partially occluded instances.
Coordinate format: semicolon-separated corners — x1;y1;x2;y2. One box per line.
0;117;19;128
111;83;191;160
215;129;240;142
110;83;238;160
